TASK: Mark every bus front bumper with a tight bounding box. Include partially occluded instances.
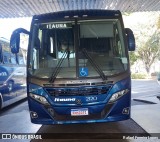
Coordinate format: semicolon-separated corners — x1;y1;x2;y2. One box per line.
28;94;130;124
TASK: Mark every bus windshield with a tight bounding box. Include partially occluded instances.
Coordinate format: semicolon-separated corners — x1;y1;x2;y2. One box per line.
29;19;128;79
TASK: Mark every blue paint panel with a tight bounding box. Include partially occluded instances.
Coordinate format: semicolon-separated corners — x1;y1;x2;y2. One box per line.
28;77;131;124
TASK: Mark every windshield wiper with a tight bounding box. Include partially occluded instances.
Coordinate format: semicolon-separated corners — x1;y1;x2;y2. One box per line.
82;48;107;81
49;51;67;83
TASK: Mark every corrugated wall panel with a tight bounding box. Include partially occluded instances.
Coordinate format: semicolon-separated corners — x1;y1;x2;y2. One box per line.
147;0;160;11
0;0;16;17
0;0;160;18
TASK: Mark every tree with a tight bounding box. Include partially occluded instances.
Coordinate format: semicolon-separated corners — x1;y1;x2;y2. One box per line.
123;12;160;75
129;51;138;66
137;32;160;74
157;16;160;29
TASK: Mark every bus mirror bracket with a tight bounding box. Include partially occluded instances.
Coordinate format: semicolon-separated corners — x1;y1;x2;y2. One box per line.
10;28;30;54
125;28;135;51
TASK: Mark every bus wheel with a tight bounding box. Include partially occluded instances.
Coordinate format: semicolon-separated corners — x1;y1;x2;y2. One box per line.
7;81;14;92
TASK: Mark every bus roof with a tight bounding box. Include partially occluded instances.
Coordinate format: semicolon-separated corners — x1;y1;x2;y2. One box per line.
33;9;121;21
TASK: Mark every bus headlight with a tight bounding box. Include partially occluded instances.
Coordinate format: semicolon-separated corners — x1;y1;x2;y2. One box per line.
29;93;50;105
109;89;129;103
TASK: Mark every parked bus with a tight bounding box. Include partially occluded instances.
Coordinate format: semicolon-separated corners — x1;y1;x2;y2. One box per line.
0;37;27;109
10;10;135;124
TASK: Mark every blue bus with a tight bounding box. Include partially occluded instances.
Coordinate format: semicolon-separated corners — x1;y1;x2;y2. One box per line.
10;10;135;124
0;37;27;109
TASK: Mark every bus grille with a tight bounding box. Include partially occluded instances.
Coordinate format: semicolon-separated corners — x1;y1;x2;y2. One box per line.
46;103;114;121
45;85;112;96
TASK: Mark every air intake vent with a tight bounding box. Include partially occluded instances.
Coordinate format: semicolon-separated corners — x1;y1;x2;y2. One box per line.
43;82;109;87
45;85;112;96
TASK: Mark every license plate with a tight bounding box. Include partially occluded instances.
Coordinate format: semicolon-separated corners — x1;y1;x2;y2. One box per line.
71;108;88;116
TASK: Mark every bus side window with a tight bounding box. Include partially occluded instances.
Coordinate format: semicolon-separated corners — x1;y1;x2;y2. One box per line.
3;55;8;64
11;55;17;64
19;56;24;65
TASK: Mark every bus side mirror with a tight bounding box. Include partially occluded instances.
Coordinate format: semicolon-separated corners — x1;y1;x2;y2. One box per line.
10;31;20;54
10;28;30;54
125;28;135;51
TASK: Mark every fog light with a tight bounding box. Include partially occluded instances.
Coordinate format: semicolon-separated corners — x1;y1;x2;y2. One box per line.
122;107;130;114
48;108;55;117
30;111;38;118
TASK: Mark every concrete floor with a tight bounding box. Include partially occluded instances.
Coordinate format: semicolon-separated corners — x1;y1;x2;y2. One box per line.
1;80;160;142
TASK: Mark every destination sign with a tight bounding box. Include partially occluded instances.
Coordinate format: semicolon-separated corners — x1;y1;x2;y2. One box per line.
46;24;67;29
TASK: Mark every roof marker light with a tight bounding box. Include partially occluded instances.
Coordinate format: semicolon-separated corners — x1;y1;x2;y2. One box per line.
82;15;88;17
64;16;69;18
73;15;78;18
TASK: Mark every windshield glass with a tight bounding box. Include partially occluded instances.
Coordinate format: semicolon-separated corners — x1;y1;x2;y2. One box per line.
28;19;128;79
79;20;128;77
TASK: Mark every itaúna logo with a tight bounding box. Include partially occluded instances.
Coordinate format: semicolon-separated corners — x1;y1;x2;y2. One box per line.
54;98;76;102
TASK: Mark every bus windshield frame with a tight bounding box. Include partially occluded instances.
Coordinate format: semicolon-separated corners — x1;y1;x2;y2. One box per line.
28;18;129;80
